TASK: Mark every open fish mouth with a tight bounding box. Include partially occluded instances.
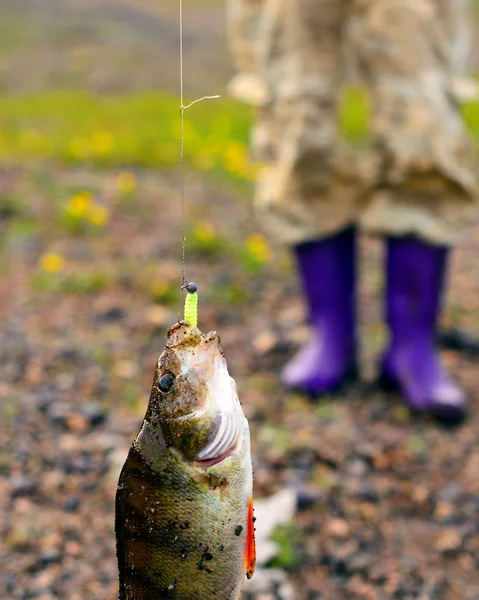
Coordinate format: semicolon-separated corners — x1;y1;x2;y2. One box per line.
195;407;245;467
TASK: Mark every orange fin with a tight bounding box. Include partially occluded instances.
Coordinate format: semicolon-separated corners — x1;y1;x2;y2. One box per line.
245;497;256;579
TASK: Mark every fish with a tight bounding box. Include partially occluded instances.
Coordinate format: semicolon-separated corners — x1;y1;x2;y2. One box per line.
116;321;255;599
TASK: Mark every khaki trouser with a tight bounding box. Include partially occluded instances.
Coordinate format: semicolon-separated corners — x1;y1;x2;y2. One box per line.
227;0;478;246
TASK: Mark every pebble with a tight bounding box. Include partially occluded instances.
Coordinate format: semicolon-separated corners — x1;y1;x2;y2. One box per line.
326;519;350;539
47;401;106;431
11;476;38;499
252;331;279;356
63;496;81;513
79;402;107;427
437;529;462;554
355;483;379;503
438;483;461;503
94;306;125;323
348;552;376;575
38;549;62;568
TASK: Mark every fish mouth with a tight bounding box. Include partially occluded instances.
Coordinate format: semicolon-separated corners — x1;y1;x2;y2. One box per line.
166;321;220;349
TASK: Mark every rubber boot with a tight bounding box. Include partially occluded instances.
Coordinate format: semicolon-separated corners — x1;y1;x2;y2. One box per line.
282;228;357;396
379;237;466;423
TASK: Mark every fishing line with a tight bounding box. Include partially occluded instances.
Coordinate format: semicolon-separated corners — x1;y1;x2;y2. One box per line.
178;0;219;314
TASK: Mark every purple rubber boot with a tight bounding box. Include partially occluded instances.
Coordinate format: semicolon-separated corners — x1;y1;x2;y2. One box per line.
282;228;357;396
379;237;466;423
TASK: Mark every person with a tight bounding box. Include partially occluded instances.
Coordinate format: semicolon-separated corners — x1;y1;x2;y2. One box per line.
226;0;478;422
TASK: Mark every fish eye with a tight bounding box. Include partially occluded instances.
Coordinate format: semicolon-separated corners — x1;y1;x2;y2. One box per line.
158;373;175;393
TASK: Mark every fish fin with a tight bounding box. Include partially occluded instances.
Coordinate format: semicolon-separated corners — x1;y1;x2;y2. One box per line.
245;497;256;579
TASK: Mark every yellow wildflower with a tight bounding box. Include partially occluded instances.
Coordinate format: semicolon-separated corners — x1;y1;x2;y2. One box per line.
40;253;65;273
92;131;114;154
224;142;247;169
223;142;258;180
246;233;271;264
194;221;216;243
116;171;137;195
66;192;93;218
89;204;110;227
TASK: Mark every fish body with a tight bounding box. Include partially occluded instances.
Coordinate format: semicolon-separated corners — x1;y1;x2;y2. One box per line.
116;322;255;599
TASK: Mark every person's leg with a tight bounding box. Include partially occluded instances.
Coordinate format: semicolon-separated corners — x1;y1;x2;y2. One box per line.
349;0;478;243
380;237;466;421
347;0;477;419
230;0;363;395
282;228;357;395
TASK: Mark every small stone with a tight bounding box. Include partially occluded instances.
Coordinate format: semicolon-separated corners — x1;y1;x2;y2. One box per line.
296;488;326;511
65;413;89;433
79;401;107;427
412;484;430;504
355;483;379;503
347;458;368;477
326;519;349;539
94;306;125;322
65;541;82;556
63;496;81;512
56;373;76;391
252;331;278;355
38;548;62;567
435;501;455;521
11;475;37;498
348;552;376;575
437;529;462;554
438;483;461;503
47;401;74;427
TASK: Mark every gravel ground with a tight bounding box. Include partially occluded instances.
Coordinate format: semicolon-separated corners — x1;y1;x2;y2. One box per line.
1;1;479;598
1;165;479;600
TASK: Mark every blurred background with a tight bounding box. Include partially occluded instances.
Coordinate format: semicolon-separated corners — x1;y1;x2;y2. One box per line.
1;1;479;599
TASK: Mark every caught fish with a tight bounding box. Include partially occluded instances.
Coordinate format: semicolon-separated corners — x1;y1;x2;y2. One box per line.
116;321;255;599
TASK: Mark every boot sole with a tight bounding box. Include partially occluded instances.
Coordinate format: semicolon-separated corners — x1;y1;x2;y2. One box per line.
287;364;360;400
376;371;466;426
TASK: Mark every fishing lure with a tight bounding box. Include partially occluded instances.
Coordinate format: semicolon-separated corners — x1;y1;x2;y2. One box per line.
183;281;198;328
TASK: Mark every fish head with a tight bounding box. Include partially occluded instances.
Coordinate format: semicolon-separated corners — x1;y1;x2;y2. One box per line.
147;321;247;464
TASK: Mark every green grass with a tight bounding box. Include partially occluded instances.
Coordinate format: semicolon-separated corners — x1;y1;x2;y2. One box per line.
268;522;304;571
32;270;112;295
1;89;479;177
0;91;254;177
